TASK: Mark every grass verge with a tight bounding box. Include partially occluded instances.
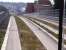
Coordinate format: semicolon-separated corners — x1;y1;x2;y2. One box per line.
0;30;5;49
0;16;10;49
15;16;46;50
0;19;9;49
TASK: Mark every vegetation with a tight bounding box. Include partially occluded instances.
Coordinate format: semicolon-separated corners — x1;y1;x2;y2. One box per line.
0;31;5;49
0;19;9;49
64;40;66;44
53;0;63;9
15;16;46;50
0;18;10;49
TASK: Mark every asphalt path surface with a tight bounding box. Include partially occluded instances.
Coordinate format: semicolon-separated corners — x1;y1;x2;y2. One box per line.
5;16;21;50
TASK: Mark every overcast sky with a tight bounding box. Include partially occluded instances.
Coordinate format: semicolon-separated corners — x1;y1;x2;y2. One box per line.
0;0;54;5
49;0;54;5
0;0;35;3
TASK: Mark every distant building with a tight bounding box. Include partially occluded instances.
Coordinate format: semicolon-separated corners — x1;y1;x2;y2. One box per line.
25;0;52;13
38;0;51;5
34;0;52;13
25;3;35;13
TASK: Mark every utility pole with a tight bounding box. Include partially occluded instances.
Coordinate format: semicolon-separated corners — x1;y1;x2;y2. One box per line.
58;0;64;50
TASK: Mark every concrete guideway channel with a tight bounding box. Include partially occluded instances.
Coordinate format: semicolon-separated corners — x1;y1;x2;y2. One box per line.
30;18;66;40
28;18;66;49
28;17;66;48
18;16;58;50
28;16;66;29
1;16;21;50
30;18;58;34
